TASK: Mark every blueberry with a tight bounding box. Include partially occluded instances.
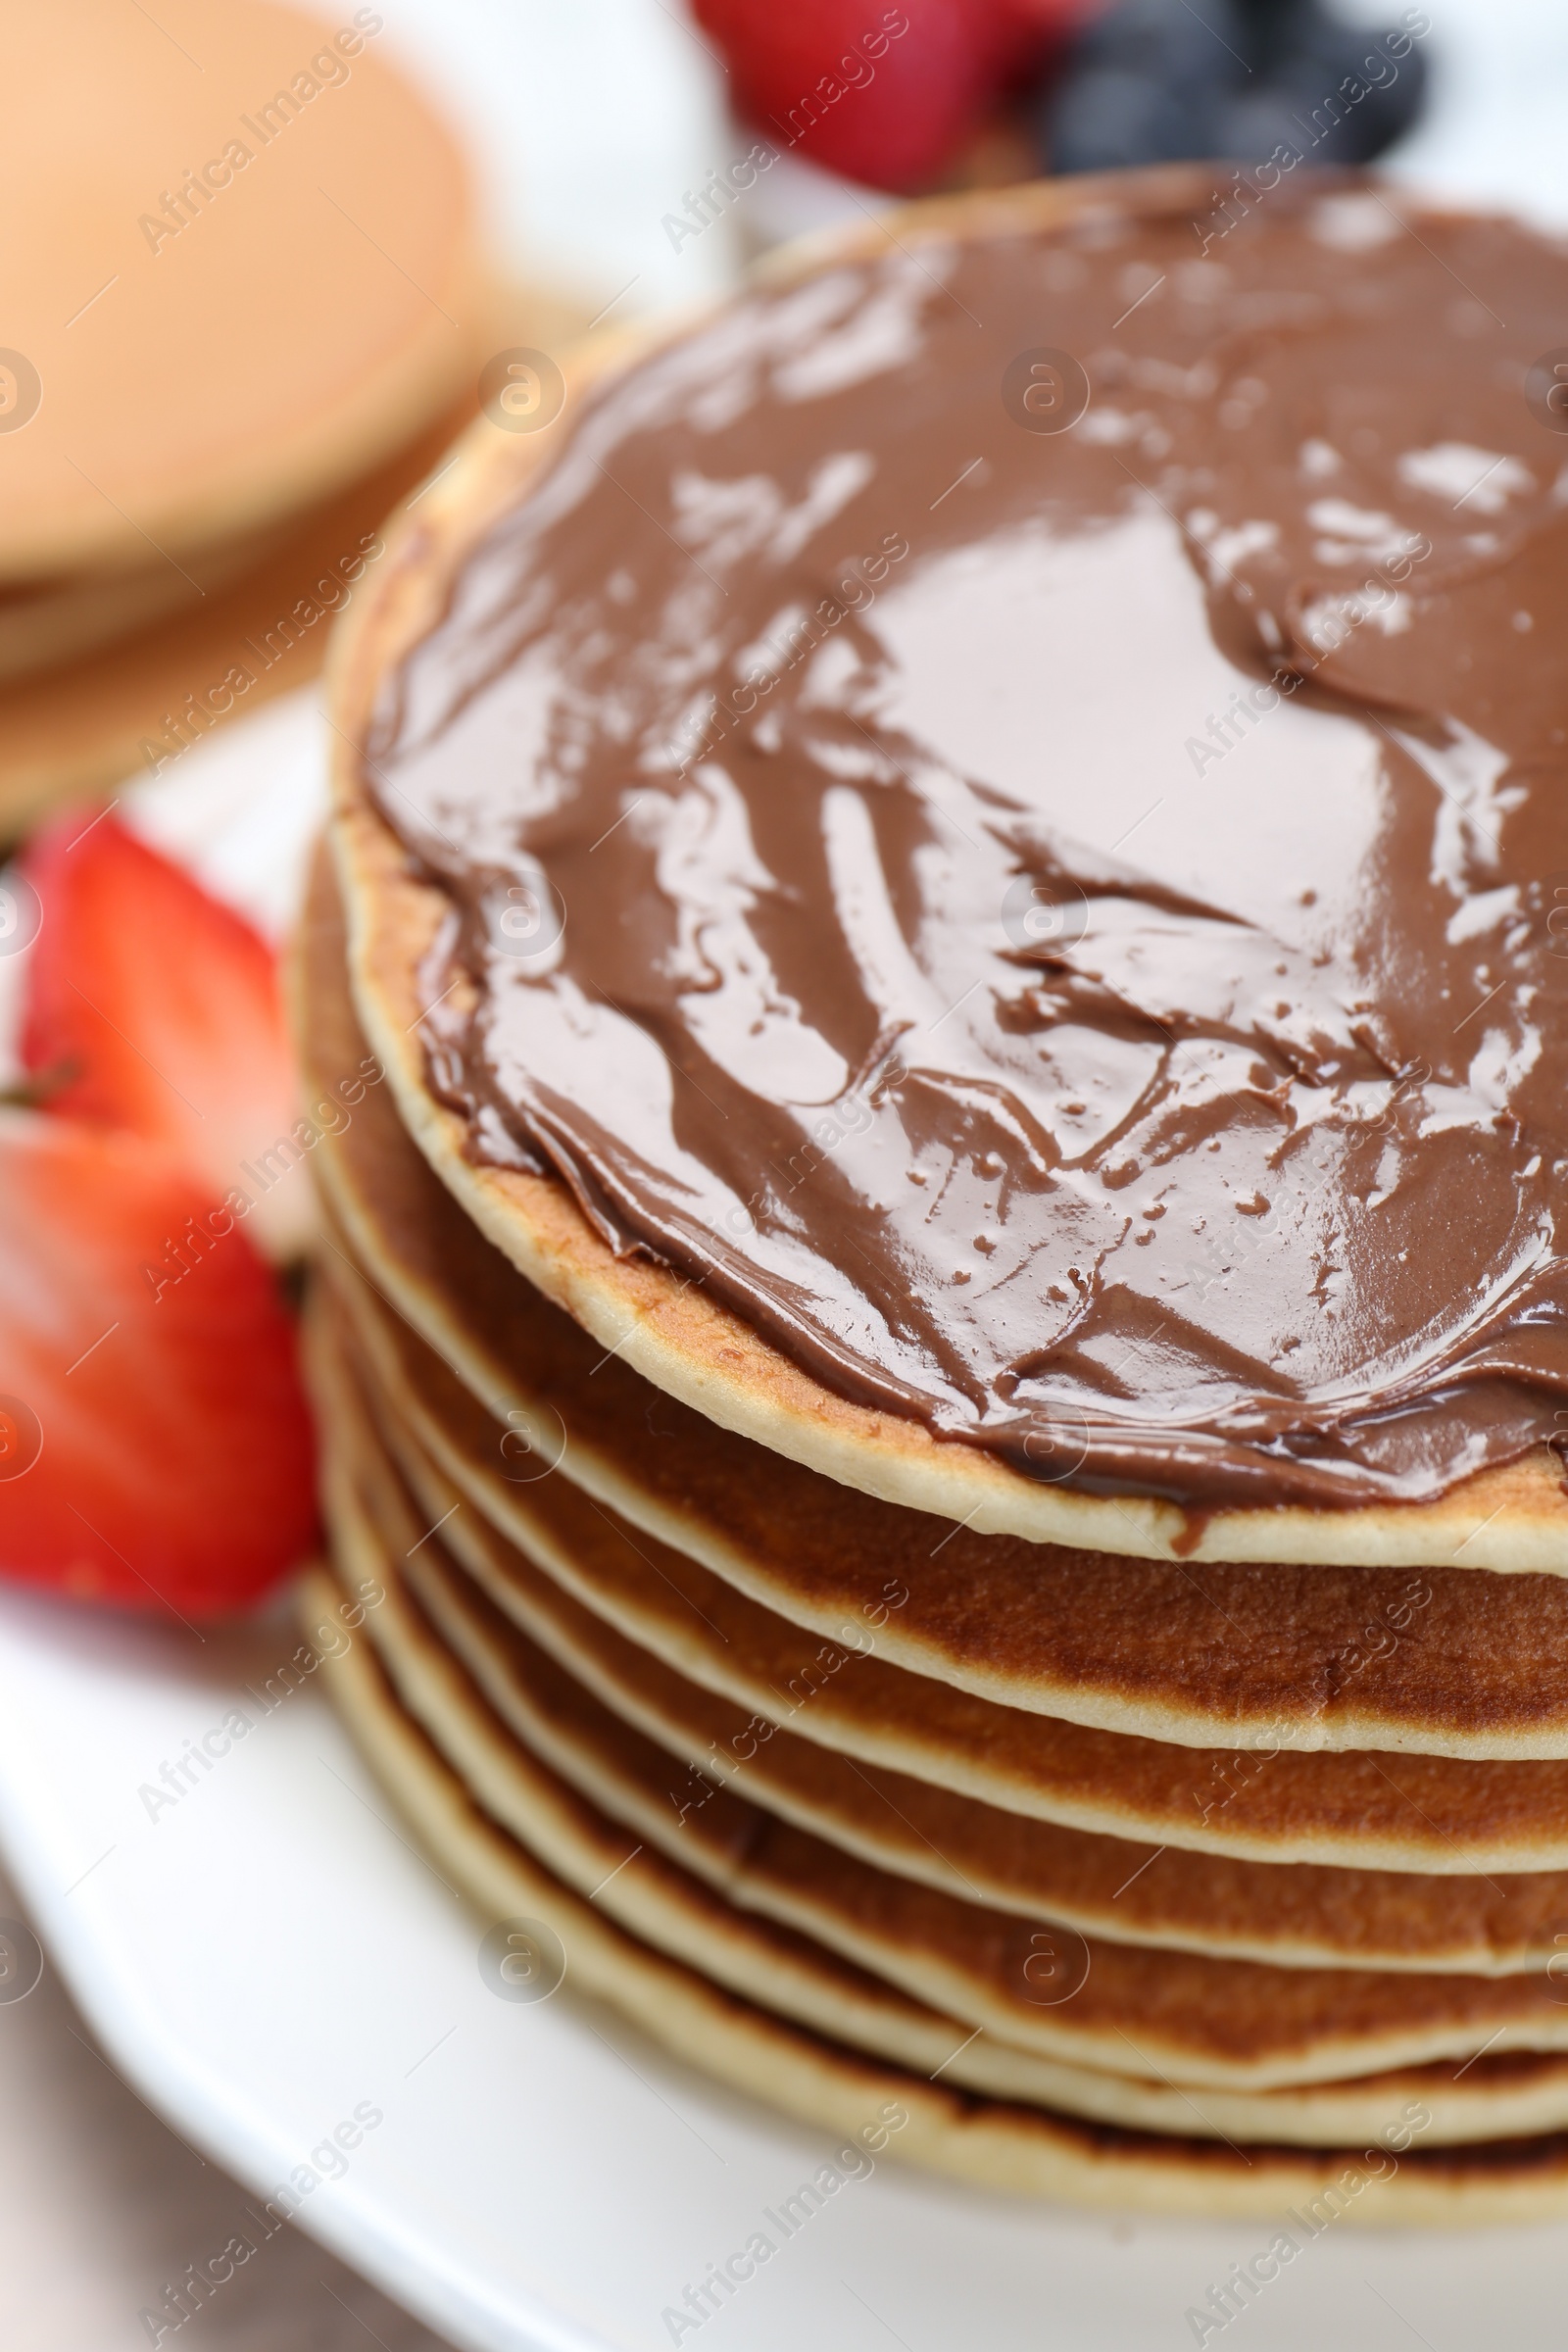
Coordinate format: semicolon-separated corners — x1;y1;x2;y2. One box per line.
1260;15;1428;163
1048;69;1230;173
1040;0;1429;174
1065;0;1252;101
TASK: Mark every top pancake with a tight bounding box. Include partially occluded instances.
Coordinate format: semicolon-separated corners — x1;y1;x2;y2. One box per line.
324;169;1568;1574
0;0;481;582
351;176;1568;1515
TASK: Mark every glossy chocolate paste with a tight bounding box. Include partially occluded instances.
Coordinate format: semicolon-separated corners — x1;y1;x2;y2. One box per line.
365;176;1568;1510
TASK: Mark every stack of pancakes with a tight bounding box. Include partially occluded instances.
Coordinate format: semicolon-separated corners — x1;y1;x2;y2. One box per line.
0;0;495;831
299;170;1568;2219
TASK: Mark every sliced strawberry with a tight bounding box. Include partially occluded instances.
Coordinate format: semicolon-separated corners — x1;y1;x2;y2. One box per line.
695;0;1006;190
0;1113;317;1617
19;808;310;1258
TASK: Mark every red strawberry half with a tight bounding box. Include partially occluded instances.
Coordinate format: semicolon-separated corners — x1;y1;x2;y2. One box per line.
0;1113;317;1617
695;0;1004;190
19;808;310;1258
695;0;1101;189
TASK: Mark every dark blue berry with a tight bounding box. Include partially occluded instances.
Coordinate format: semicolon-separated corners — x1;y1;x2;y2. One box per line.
1040;0;1429;175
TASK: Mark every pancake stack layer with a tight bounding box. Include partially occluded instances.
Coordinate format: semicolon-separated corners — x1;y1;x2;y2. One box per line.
301;170;1568;2218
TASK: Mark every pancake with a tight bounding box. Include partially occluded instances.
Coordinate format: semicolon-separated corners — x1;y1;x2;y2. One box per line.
312;1463;1568;2100
306;1570;1568;2220
316;1235;1568;1878
0;523;290;685
1;0;480;585
311;1302;1568;1979
321;167;1568;1574
297;846;1568;1762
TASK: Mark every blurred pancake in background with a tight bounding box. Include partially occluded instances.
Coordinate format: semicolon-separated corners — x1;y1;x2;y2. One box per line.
0;0;575;828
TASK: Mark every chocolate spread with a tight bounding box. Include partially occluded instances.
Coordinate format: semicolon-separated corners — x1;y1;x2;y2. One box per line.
365;175;1568;1510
